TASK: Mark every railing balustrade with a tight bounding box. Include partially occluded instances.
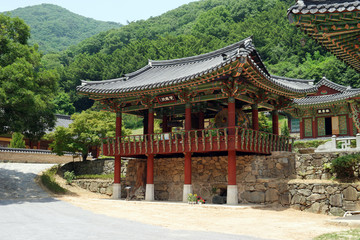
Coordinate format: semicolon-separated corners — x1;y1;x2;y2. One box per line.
101;127;293;156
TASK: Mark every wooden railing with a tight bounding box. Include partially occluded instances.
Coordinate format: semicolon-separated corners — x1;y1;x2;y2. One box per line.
101;127;294;157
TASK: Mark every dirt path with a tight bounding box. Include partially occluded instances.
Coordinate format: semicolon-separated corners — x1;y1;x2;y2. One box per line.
53;177;352;240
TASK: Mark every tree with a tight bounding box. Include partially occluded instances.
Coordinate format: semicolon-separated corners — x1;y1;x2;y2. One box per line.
0;14;58;141
9;132;26;148
259;112;271;133
46;110;130;161
281;121;290;137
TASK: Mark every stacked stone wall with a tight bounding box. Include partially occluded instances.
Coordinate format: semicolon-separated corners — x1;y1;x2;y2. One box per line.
289;181;360;216
125;152;296;204
61;159;128;176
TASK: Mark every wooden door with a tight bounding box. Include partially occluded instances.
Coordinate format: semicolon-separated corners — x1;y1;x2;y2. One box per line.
331;116;339;135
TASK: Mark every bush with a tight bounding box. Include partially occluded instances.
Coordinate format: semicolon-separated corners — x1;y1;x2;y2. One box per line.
330;154;360;179
294;139;330;149
9;132;26;148
63;171;76;184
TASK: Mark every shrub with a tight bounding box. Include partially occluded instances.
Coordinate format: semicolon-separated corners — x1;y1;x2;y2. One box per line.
330;154;360;179
294;139;330;149
63;171;76;184
9;132;26;148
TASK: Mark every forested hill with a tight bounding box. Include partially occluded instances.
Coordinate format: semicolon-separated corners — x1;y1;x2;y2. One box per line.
4;4;122;53
34;0;360;113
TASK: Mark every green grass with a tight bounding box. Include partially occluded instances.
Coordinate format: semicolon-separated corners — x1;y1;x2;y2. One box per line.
294;139;330;149
131;127;143;135
75;173;115;179
40;165;66;194
314;228;360;240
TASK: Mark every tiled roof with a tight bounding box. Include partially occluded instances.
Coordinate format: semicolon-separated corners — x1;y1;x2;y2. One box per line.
77;37;316;95
46;114;72;133
271;75;315;91
293;77;360;105
288;0;360;15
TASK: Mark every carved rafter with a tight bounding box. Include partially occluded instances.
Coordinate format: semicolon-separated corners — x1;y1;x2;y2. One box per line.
274;96;293;110
221;77;240;97
100;98;126;112
140;94;155;108
178;88;196;103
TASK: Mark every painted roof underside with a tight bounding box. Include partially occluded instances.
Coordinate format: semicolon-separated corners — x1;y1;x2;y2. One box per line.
294;77;360;105
288;0;360;72
77;37;316;96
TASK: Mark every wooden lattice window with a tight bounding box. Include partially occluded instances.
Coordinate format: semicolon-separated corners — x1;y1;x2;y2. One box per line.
317;118;325;137
304;118;313;137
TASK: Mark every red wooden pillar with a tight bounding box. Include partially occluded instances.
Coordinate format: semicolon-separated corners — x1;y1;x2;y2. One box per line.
183;103;193;202
113;112;122;199
272;110;279;135
198;111;205;130
288;118;292;132
146;108;155;201
312;117;317;138
227;97;238;204
348;114;354;136
143;110;149;135
299;118;304;139
162;115;168;133
252;104;259;131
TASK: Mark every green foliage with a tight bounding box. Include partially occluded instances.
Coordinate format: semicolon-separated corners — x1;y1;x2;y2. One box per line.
53;91;75;115
0;14;58;140
259;112;271;133
46;110;130;161
63;170;75;184
294;140;330;149
75;173;114;179
40;165;66;194
314;228;360;239
6;4;122;53
330;154;360;179
9;132;26;148
281;122;289;137
122;114;143;129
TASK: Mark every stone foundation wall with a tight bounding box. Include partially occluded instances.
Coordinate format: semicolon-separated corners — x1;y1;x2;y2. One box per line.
73;179;127;197
61;159;128;176
288;181;360;216
125;152;296;205
296;152;360;180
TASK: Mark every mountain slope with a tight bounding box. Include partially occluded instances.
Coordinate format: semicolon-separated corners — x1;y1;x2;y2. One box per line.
5;4;122;53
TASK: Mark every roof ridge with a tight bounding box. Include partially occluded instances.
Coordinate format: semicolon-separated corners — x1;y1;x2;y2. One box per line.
316;77;348;91
271;75;315;83
81;77;127;86
148;36;253;67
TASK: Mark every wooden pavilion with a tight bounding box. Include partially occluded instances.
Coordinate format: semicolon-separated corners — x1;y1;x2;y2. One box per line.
77;37;316;204
288;0;360;138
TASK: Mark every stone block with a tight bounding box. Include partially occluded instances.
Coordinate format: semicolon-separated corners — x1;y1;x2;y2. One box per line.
343;186;358;201
343;201;357;211
307;194;326;202
330;194;343;207
106;186;113;196
280;194;291;206
291;194;306;205
298;189;312;197
305;202;321;214
212;195;226;204
326;186;337;195
313;185;325;194
329;207;345;217
265;189;279;203
89;182;99;192
242;191;265;204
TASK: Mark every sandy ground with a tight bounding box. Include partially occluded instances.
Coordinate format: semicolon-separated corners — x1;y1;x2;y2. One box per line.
50;176;354;240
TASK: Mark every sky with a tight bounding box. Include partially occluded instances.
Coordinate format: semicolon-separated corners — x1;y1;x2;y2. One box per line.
0;0;198;24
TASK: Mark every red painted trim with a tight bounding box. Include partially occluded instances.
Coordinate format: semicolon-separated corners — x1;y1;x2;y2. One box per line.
185;104;191;131
228;150;236;185
228;100;236;135
184;152;192;184
116;113;122;138
272;110;279;135
147;154;154;184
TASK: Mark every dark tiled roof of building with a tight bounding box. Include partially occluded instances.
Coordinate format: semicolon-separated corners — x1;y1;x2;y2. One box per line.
271;75;315;91
288;0;360;15
77;37;316;95
293;77;360;105
46;114;72;133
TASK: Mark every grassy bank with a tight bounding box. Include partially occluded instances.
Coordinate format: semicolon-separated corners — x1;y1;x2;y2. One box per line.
40;165;66;194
